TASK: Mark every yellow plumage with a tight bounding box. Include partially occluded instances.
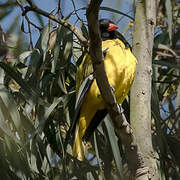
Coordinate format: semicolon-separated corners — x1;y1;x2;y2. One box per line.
73;38;137;161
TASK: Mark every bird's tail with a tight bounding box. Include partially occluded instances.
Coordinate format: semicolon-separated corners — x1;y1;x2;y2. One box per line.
72;125;86;161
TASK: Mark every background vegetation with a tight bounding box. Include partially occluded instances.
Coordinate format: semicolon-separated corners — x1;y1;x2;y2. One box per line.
0;0;180;179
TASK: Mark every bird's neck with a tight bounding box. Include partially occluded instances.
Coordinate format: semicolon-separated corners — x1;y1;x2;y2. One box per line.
101;31;116;41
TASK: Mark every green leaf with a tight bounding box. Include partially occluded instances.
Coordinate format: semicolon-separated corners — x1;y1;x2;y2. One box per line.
0;91;21;145
4;135;31;179
63;29;73;62
26;22;53;79
153;60;180;70
58;71;67;94
0;84;21;131
52;26;61;73
52;43;60;73
80;21;89;39
44;96;63;119
51;24;72;73
0;62;47;106
41;21;53;55
19;50;32;63
154;31;169;48
104;116;123;178
151;83;161;121
176;84;180;110
94;133;104;180
100;6;134;21
68;63;76;82
166;136;180;167
25;49;42;79
73;39;83;65
87;172;95;180
40;73;53;98
165;0;173;45
0;62;31;93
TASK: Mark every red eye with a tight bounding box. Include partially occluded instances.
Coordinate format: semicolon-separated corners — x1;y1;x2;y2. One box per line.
107;23;118;31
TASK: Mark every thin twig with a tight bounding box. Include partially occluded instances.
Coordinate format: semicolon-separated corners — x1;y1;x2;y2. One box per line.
56;0;61;17
23;0;87;47
16;0;42;31
27;21;33;49
71;0;83;22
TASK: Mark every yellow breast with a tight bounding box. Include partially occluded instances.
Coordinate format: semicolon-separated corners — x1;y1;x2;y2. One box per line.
86;38;137;109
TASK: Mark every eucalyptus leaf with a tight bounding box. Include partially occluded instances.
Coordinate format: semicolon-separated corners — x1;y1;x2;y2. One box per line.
25;48;41;78
100;6;134;21
58;71;67;94
80;21;89;39
153;60;180;70
41;21;53;55
104;116;123;178
94;133;104;180
0;84;21;132
73;39;83;65
0;62;47;106
19;50;32;63
63;30;73;62
165;0;173;45
52;26;61;73
0;96;21;145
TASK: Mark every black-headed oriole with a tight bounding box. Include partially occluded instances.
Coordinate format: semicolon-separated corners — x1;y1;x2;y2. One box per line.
72;19;137;161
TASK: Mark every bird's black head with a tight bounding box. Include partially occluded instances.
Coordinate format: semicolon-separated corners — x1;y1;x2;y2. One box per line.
99;19;118;40
99;19;131;49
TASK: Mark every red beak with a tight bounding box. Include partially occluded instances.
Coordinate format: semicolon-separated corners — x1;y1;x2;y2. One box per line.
107;23;118;31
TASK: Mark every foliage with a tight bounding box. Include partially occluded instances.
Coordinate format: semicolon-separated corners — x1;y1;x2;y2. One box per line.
152;0;180;179
0;0;180;179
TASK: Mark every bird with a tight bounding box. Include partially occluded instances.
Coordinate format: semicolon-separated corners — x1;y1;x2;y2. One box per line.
72;18;137;161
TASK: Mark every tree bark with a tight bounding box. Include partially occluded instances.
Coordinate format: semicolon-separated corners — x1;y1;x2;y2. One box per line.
131;0;159;179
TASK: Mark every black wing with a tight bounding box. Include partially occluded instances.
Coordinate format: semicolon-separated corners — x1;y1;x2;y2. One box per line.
70;73;94;134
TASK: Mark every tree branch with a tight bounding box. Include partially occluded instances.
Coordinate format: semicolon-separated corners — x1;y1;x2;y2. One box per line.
131;0;158;179
22;0;87;47
86;0;149;179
